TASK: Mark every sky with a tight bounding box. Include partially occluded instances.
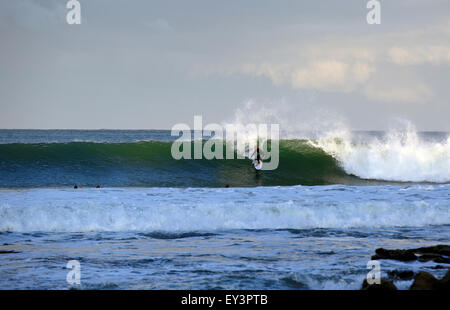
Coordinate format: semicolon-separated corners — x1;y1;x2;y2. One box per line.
0;0;449;130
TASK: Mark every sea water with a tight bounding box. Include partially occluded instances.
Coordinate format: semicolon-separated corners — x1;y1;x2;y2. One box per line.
0;130;449;289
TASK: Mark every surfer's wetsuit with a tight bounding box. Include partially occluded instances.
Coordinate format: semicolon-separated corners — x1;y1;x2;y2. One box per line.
253;147;262;164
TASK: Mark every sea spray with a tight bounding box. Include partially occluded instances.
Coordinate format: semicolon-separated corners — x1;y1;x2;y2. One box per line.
313;126;450;183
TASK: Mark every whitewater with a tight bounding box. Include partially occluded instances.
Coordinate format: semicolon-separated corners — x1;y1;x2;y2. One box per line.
313;129;450;183
1;185;449;232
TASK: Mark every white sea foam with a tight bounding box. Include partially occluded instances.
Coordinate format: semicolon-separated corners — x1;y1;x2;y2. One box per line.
0;186;448;232
313;126;450;183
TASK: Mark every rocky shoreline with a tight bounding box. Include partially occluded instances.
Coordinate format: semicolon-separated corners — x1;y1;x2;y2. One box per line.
362;245;450;290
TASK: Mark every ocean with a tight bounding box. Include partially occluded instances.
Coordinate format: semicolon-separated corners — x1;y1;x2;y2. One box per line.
0;129;449;289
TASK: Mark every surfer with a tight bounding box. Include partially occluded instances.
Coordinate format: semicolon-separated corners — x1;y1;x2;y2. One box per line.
251;146;263;170
251;146;262;161
255;153;262;166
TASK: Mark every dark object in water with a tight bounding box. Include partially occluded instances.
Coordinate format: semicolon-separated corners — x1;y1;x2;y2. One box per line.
0;250;20;254
361;278;397;291
410;272;441;290
372;248;417;261
387;270;415;281
371;245;450;263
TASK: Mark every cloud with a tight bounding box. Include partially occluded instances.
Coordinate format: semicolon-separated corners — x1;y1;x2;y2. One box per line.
201;20;450;104
290;60;374;92
233;47;438;103
363;82;432;103
291;60;349;91
240;63;288;86
240;60;375;93
388;46;450;65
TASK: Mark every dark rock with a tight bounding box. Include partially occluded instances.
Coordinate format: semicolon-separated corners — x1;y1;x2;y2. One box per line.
410;269;450;290
281;277;308;289
372;245;450;263
415;245;450;256
433;256;450;264
414;245;450;263
410;272;440;290
387;270;415;281
438;269;450;290
372;248;417;262
0;250;20;254
417;253;443;262
367;245;450;290
362;278;397;291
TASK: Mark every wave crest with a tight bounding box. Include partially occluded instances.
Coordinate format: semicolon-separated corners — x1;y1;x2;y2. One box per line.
314;129;450;183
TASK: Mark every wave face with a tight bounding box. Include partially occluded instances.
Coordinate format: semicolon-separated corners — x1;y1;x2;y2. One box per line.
1;186;449;232
0;130;449;187
0;140;349;188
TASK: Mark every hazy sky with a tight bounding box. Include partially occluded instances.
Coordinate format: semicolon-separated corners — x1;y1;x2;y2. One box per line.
1;0;449;130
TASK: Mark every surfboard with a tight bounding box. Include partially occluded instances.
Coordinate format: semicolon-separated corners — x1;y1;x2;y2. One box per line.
253;161;263;170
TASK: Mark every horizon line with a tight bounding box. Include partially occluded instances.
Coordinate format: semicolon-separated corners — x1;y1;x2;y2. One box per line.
0;128;449;133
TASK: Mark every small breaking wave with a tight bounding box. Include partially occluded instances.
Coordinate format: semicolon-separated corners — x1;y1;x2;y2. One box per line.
0;186;448;232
